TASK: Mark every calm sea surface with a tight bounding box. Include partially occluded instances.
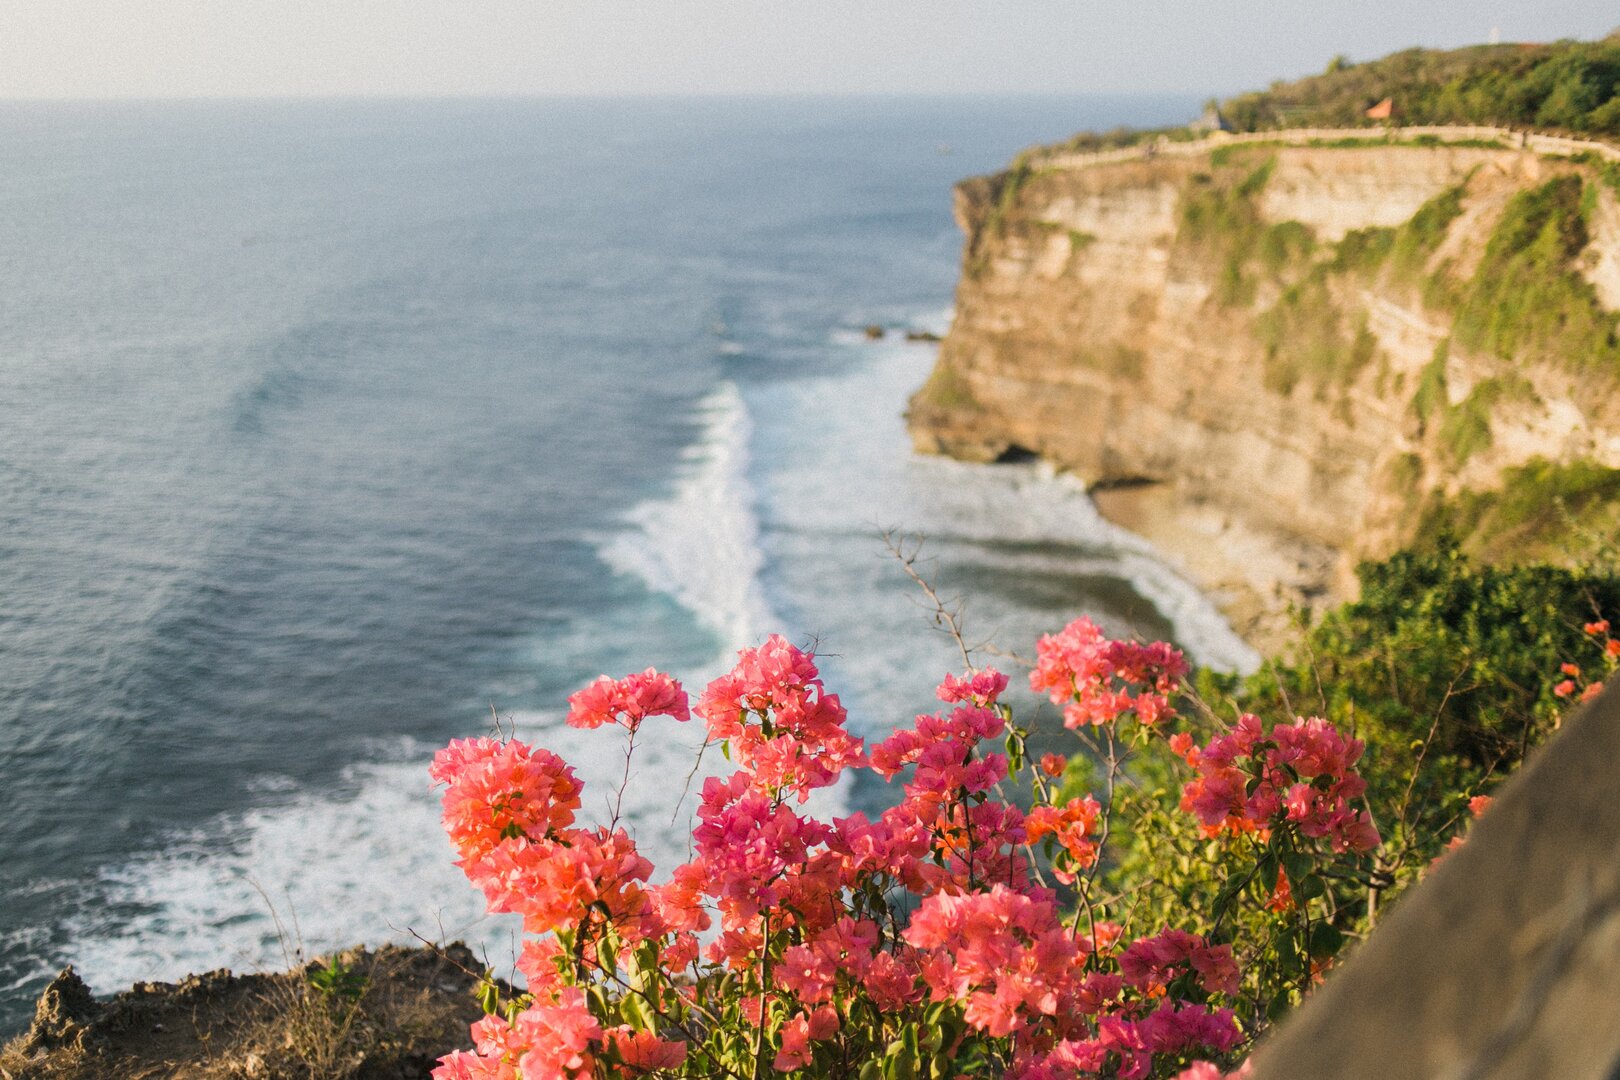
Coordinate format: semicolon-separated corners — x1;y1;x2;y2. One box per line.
0;96;1253;1030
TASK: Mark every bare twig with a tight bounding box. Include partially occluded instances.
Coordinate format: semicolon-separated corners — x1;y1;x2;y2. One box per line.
882;531;977;673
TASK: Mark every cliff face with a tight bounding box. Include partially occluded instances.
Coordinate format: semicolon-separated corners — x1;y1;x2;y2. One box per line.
909;135;1620;645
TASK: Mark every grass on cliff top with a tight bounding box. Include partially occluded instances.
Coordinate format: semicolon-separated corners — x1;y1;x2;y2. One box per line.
1036;32;1620;158
1219;33;1620;135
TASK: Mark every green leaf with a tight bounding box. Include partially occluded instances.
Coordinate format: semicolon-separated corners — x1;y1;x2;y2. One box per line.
1308;921;1345;960
1296;874;1326;901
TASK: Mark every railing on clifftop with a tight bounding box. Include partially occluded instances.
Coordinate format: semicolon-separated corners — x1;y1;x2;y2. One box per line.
1031;124;1620;171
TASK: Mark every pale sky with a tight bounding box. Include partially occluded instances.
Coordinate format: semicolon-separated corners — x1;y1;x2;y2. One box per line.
4;1;1617;100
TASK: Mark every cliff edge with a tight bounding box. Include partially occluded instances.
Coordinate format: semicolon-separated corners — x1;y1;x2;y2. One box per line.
909;129;1620;648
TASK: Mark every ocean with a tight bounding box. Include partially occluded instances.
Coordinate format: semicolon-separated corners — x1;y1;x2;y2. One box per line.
0;95;1253;1031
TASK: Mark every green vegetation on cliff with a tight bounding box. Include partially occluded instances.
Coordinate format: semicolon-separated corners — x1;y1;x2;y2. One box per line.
1449;175;1620;371
1422;457;1620;562
1081;542;1619;988
1219;32;1620;134
1185;544;1619;906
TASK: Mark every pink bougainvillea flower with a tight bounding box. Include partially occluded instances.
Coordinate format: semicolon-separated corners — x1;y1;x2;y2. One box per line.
431;737;582;867
1029;616;1187;728
694;635;865;800
1180;714;1379;854
937;668;1011;705
1025;795;1102;882
606;1027;687;1074
565;668;689;732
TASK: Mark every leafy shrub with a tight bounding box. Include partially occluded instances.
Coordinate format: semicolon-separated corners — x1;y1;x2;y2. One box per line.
1201;542;1620;906
1215;37;1620;135
427;623;1399;1079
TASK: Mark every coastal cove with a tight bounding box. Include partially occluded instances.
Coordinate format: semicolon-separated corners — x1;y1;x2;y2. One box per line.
0;95;1278;1038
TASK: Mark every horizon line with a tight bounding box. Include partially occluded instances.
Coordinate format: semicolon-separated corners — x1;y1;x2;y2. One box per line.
0;88;1220;106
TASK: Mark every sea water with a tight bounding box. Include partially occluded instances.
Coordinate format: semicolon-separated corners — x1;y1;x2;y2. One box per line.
0;95;1251;1030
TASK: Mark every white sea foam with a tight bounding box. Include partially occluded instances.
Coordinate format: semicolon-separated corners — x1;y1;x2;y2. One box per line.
64;743;526;991
748;318;1259;681
599;382;773;655
554;375;848;873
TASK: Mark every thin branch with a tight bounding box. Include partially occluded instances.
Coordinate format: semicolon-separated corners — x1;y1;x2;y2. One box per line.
883;530;976;674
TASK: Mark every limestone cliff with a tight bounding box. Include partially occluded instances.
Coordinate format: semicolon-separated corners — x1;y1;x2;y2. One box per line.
908;131;1620;647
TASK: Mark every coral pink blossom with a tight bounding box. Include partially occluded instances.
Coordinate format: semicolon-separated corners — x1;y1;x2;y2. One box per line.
566;668;689;732
773;1005;839;1071
937;668;1011;705
1025;795;1102;882
607;1027;687;1073
1119;929;1240;996
695;636;865;800
512;988;603;1079
1180;714;1379;854
1030;616;1187;728
431;738;582;868
904;885;1078;1037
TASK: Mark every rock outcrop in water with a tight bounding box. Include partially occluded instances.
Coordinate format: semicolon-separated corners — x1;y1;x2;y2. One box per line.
908;129;1620;646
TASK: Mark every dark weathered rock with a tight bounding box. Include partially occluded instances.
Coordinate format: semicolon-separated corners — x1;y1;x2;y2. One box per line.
17;967;102;1055
1250;683;1620;1080
1;944;484;1079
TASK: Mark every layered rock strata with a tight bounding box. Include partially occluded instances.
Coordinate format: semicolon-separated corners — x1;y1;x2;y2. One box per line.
909;134;1620;646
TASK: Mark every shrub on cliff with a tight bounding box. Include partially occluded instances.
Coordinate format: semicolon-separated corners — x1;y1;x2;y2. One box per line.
1218;36;1620;135
1198;541;1620;908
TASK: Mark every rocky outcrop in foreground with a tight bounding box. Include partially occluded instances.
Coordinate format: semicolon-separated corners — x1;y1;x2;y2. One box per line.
0;945;481;1080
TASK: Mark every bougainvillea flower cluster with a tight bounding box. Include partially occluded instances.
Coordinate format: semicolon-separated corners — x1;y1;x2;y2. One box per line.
1030;616;1188;729
429;617;1387;1078
1174;714;1380;854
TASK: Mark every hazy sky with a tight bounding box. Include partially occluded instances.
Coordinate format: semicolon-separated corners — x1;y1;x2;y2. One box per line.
4;1;1617;100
